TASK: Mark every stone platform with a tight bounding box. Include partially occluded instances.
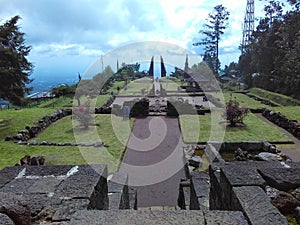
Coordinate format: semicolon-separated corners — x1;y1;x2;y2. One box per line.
69;209;248;225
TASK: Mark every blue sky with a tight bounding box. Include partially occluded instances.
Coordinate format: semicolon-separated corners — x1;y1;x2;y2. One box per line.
0;0;269;84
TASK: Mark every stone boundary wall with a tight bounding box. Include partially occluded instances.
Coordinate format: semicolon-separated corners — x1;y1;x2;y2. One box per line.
209;161;297;225
5;109;72;143
246;93;279;107
262;109;300;139
95;96;115;114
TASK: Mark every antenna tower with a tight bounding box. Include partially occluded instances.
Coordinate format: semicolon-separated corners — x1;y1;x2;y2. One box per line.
242;0;255;52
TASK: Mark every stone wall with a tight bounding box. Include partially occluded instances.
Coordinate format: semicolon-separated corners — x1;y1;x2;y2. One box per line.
5;109;72;143
263;109;300;139
209;161;300;225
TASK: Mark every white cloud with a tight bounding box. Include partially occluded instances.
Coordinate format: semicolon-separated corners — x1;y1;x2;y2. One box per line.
0;0;284;81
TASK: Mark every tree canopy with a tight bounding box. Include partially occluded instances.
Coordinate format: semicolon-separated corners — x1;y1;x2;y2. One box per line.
194;5;230;75
239;0;300;99
0;16;33;105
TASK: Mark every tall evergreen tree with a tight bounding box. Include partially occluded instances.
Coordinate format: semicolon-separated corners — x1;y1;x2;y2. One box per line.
194;5;230;75
0;16;33;105
239;1;300;99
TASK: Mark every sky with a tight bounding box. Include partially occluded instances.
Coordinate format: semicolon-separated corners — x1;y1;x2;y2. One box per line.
0;0;270;87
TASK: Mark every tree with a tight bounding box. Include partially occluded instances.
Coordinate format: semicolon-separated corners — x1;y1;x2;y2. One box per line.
193;5;230;75
0;16;33;105
239;1;300;99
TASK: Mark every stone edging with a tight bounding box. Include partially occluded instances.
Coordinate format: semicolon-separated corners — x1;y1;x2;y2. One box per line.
262;109;300;140
5;108;72;143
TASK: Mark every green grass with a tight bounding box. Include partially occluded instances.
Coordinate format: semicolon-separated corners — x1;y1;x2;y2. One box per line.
179;112;292;143
270;106;300;122
0;108;56;139
248;88;300;106
160;77;188;92
0;114;134;171
38;97;73;108
210;92;268;109
119;77;153;96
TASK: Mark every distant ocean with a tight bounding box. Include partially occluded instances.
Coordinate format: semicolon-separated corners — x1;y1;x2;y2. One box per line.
29;63;175;94
28;75;76;94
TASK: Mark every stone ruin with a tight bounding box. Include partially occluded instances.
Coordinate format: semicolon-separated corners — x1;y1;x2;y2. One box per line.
95;96;115;114
263;108;300;139
112;98;149;118
4;109;72;143
1;141;300;224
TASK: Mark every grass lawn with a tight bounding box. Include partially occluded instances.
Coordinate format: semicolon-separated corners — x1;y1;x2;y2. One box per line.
160;77;188;92
0;108;56;139
38;97;74;108
248;88;300;106
0;114;134;171
119;77;153;96
270;106;300;122
220;92;267;110
179;112;292;143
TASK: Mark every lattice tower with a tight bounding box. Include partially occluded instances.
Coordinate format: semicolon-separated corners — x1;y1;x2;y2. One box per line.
242;0;255;52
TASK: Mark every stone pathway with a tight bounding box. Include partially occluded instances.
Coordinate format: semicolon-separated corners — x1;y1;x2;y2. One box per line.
119;116;186;208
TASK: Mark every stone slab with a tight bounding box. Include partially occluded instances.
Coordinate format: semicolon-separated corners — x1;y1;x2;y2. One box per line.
52;199;89;221
24;165;74;177
233;186;288;225
56;164;107;199
0;178;36;194
27;177;62;194
0;213;14;225
204;210;248;225
0;166;24;188
108;172;128;193
22;193;62;216
258;168;300;191
190;171;210;209
220;161;283;187
69;210;206;225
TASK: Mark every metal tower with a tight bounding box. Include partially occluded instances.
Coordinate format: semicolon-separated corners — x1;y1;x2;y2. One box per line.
242;0;255;51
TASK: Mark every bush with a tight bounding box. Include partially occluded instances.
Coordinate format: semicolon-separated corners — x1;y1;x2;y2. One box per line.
73;101;93;128
222;99;249;126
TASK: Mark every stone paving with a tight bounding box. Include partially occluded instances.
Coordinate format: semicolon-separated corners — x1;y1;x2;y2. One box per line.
119;116;186;207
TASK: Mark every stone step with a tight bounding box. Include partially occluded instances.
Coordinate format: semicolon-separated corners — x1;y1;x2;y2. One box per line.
138;206;180;210
69;209;249;225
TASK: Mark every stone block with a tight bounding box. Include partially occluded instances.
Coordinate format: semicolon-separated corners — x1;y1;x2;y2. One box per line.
205;144;225;164
70;210;206;225
0;214;14;225
128;186;137;210
190;172;210;209
0;166;24;188
258;168;300;191
52;199;90;221
204;210;248;225
107;172;129;209
220;162;266;187
232;186;288;225
223;141;263;152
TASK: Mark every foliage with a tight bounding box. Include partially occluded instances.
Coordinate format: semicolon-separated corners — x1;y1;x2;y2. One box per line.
193;5;230;74
0;16;33;106
239;1;300;99
222;99;249;126
51;84;75;98
73;101;93;128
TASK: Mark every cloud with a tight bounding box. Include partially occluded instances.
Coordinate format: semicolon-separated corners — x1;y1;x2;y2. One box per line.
0;0;274;81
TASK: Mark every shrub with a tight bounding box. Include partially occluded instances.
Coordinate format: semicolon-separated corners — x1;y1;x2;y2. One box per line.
222;99;249;126
73;101;93;128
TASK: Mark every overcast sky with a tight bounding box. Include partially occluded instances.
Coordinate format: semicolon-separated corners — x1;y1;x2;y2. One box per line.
0;0;269;83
